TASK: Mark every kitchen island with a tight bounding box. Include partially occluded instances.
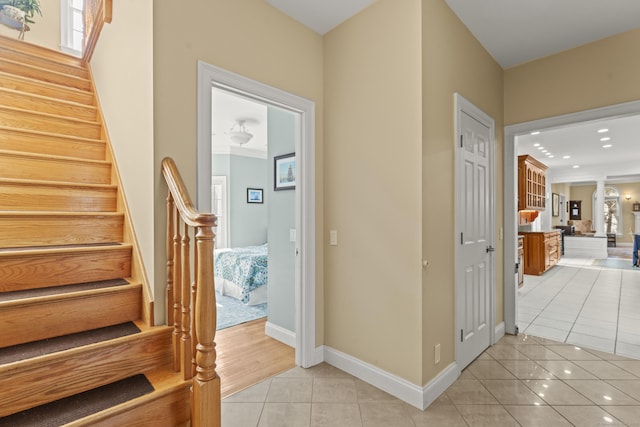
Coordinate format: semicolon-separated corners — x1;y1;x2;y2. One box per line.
564;234;608;259
519;230;561;275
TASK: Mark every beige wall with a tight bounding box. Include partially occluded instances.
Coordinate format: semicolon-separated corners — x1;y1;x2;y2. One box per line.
91;0;155;285
0;1;60;50
504;28;640;125
570;184;595;226
422;0;504;383
323;0;423;385
551;183;571;227
153;0;324;328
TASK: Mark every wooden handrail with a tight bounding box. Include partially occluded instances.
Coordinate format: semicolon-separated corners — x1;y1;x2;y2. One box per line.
162;157;220;427
162;158;217;227
82;0;112;64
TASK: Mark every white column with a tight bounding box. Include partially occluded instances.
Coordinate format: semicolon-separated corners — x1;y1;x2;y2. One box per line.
634;212;640;235
594;179;605;237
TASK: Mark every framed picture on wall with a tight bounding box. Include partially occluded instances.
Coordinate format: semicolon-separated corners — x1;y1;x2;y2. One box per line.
247;188;263;204
570;200;581;220
552;193;559;217
274;152;295;191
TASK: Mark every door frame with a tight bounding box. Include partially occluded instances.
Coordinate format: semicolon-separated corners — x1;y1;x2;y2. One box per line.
454;93;496;368
196;61;317;368
503;100;640;335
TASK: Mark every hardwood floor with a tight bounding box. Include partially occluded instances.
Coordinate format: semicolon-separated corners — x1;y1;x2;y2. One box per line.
216;317;295;398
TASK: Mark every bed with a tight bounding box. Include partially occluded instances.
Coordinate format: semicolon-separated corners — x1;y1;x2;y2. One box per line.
214;244;268;305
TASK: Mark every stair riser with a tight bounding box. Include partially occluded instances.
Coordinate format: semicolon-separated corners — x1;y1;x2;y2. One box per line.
0;329;171;417
0;59;91;91
0;154;111;184
0;89;97;121
0;286;142;350
0;214;123;248
0;128;105;160
0;108;101;139
0;47;89;79
0;247;132;292
0;183;117;212
0;72;94;105
75;387;191;427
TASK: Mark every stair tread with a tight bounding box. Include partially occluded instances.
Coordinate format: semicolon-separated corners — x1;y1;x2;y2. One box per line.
0;86;97;110
0;177;116;190
0;56;90;81
0;125;105;144
0;71;94;105
0;148;109;165
0;321;140;365
0;105;100;125
0;35;86;69
0;374;154;427
0;242;126;255
0;278;131;303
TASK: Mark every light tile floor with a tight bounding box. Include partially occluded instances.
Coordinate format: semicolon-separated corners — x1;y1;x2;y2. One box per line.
518;257;640;359
223;334;640;426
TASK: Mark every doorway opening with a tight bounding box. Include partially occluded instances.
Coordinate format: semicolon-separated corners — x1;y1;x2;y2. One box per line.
504;100;640;351
196;61;317;369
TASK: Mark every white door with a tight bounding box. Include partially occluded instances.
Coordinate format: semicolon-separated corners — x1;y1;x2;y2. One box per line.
455;95;495;370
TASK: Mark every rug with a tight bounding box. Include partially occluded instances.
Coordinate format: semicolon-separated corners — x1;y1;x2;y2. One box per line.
216;291;267;330
592;258;638;271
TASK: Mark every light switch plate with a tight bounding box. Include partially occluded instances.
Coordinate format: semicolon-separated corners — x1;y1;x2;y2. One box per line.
289;229;296;242
330;230;338;246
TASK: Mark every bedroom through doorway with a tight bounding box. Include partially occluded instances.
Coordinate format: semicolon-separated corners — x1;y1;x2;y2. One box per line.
211;87;298;336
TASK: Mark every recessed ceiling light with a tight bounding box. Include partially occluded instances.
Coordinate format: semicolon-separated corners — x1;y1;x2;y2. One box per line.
548;155;554;158
598;128;609;133
531;131;540;135
542;150;548;153
602;144;613;148
600;137;611;141
563;155;571;159
533;143;540;147
573;165;580;168
537;146;544;150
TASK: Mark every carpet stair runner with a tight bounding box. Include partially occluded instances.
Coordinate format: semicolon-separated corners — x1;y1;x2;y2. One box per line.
0;35;190;425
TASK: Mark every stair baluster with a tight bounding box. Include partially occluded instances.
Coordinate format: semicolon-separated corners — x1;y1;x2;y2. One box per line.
180;222;193;380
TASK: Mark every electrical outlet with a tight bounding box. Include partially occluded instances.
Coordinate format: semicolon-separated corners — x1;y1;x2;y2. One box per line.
434;343;440;364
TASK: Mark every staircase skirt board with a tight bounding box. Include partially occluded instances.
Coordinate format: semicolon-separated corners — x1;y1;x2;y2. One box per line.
0;375;154;427
0;151;111;184
0;246;132;292
0;88;97;121
0;46;89;79
0;328;172;418
0;127;106;160
0;107;101;139
0;179;117;212
0;284;142;348
0;212;124;248
0;321;140;364
0;58;91;91
0;72;95;105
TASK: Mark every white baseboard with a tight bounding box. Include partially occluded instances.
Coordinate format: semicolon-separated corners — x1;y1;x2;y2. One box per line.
264;321;295;348
495;321;505;342
322;346;458;411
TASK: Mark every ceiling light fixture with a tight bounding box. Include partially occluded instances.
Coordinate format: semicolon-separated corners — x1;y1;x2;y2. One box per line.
602;144;612;148
227;120;254;146
563;155;571;159
531;131;540;135
597;128;609;133
573;165;580;168
533;143;540;147
600;137;611;142
537;146;544;150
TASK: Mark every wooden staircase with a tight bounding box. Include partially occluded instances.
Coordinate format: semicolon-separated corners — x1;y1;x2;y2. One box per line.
0;35;191;425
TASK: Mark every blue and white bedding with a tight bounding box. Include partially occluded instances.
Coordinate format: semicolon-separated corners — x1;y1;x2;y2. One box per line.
214;244;268;305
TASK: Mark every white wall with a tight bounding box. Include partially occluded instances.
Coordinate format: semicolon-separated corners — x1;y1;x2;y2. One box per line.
90;0;155;288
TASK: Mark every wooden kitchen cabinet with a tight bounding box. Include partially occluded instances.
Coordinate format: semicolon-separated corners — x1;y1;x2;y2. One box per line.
518;155;548;211
519;231;561;276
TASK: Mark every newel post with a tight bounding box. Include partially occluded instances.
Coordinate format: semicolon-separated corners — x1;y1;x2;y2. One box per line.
191;225;220;426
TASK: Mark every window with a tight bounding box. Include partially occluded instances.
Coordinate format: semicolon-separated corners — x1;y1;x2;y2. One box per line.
60;0;84;57
593;186;622;235
211;176;228;249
